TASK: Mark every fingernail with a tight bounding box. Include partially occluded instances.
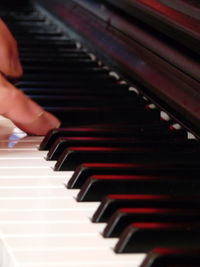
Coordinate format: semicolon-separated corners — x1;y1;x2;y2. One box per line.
40;111;61;131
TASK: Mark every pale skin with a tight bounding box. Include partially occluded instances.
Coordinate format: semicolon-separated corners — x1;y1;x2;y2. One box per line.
0;18;61;135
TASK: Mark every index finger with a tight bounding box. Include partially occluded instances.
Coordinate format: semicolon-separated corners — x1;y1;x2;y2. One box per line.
0;74;60;135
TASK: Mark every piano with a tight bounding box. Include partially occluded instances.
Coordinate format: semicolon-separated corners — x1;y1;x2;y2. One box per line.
0;0;199;266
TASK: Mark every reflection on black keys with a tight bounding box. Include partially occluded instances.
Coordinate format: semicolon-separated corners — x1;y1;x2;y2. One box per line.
92;194;200;222
140;248;200;267
76;174;200;202
115;222;200;253
55;146;198;171
103;208;200;237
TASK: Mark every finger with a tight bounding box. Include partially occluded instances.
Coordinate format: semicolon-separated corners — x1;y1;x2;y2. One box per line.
0;19;23;78
0;74;60;135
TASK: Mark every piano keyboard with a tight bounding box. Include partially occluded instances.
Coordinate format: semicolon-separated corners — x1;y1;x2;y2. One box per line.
0;1;200;266
0;117;147;267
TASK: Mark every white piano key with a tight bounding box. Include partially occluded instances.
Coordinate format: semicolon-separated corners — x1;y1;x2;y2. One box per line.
0;149;47;158
5;234;117;249
0;209;97;222
19;262;143;267
0;221;106;235
18;136;44;142
0;141;40;149
0;177;68;186
0;167;71;177
0;187;76;198
0;236;16;267
0;159;55;167
0;200;99;224
12;249;146;267
0;197;98;211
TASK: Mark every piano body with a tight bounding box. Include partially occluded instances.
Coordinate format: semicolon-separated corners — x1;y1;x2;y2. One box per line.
0;0;199;266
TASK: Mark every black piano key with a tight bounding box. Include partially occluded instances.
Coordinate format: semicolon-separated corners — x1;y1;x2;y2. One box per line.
21;60;99;68
20;72;115;81
76;174;200;202
0;5;34;14
3;16;45;22
69;163;150;189
17;39;77;47
42;106;160;126
39;122;181;150
19;47;82;53
92;194;200;223
19;51;88;58
16;81;125;90
55;146;198;171
115;222;200;253
56;147;150;171
29;95;144;108
18;41;78;50
140;248;200;267
10;26;59;34
68;146;200;189
47;107;160;126
20;88;133;97
46;137;145;161
103;208;200;238
47;136;193;161
19;77;116;86
40;127;135;150
22;63;99;70
20;53;92;60
14;32;64;38
17;81;130;91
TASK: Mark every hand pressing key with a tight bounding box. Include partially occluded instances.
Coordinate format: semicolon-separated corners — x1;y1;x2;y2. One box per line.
0;19;61;135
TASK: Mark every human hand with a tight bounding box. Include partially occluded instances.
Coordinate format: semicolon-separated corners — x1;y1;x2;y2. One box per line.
0;19;60;135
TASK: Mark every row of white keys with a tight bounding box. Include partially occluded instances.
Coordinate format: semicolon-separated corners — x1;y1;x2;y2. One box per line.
0;118;146;267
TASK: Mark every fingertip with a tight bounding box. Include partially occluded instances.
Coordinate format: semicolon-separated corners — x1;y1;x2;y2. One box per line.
15;111;61;136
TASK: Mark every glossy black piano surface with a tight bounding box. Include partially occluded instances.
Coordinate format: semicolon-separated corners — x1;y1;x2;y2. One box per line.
0;0;200;266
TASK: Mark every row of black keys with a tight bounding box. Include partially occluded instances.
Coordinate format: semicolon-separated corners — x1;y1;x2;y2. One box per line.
4;6;200;267
40;126;200;267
